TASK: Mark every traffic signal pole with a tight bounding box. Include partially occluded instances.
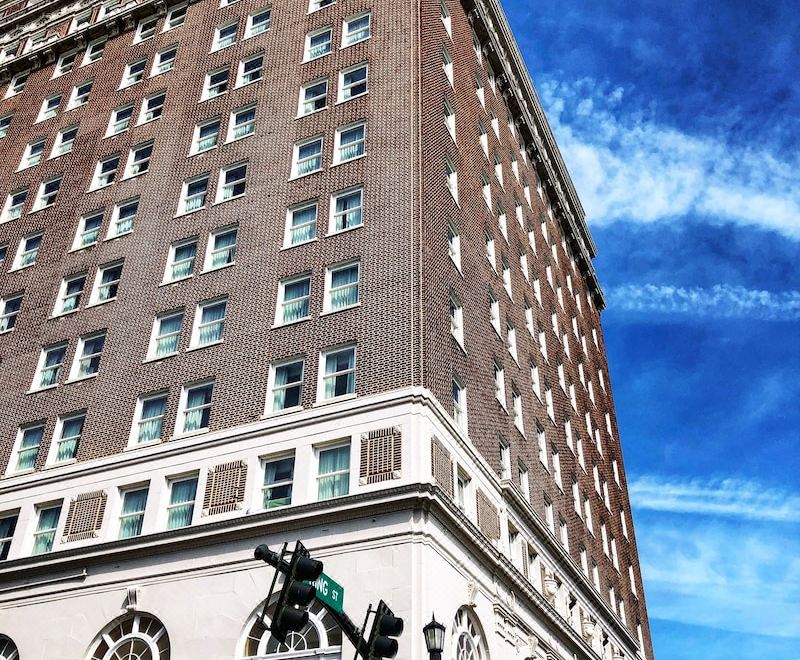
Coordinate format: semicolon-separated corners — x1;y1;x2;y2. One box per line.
254;543;377;659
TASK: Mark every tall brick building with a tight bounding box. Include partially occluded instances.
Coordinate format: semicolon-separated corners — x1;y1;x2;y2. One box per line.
0;0;654;657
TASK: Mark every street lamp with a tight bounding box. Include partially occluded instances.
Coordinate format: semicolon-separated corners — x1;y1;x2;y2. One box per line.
423;613;446;660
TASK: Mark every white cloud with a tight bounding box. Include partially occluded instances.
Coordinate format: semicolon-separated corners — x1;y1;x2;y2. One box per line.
629;475;800;523
605;283;800;320
540;79;800;239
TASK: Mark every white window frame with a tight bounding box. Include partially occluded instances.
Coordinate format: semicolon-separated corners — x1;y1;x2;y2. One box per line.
318;345;357;402
163;237;198;283
291;135;323;179
315;441;351;501
46;412;85;465
106;103;133;136
177;173;209;216
342;12;370;47
123;142;153;179
66;80;92;109
452;373;467;432
129;391;169;446
31;342;67;390
298;78;328;117
52;273;86;317
138;90;166;124
11;232;42;270
89;154;120;190
226;104;256;142
448;221;461;270
308;0;335;13
72;209;103;250
337;62;368;103
215;161;248;203
304;26;332;62
68;331;106;381
512;387;524;434
165;475;199;529
284;199;318;247
134;15;158;43
177;380;214;435
120;58;147;89
163;4;188;32
324;260;360;313
275;274;312;326
450;294;464;348
333;121;366;165
190;297;227;348
190;117;221;155
203;225;237;271
89;260;123;305
211;20;238;52
147;309;184;360
36;94;61;122
329;186;363;234
151;43;178;76
236;53;264;87
245;7;271;38
5;71;28;98
18;138;45;170
266;358;305;414
442;48;453;87
50;124;79;158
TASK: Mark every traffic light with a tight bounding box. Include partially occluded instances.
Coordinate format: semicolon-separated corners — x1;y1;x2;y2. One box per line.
271;541;324;644
366;600;404;659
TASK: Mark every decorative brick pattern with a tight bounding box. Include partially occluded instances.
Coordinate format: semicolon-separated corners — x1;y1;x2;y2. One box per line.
476;488;500;540
202;459;247;516
359;426;401;485
62;489;106;542
431;436;454;497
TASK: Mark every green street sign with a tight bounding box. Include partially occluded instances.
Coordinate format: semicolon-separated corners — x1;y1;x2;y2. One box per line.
308;572;345;613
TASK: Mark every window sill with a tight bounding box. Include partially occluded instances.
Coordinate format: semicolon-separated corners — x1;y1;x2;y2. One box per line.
173;206;206;219
260;405;303;420
325;223;363;238
5;468;34;478
296;107;327;120
124;438;162;451
8;263;35;272
121;170;148;182
211;193;246;206
159;274;192;286
85;298;116;309
224;132;254;145
136;115;162;127
331;153;366;169
320;302;360;317
199;91;228;104
27;384;58;394
49;308;80;320
307;2;336;15
104;230;133;242
65;373;98;385
288;169;323;182
340;36;370;50
186;340;223;352
335;91;368;105
302;52;331;64
313;393;356;407
188;147;217;158
170;428;209;441
28;205;55;215
271;317;310;330
47;458;76;468
143;352;178;364
280;237;318;251
104;129;128;140
86;184;114;193
200;262;235;275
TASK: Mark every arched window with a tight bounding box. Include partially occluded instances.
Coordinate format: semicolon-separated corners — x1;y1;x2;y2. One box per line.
0;636;18;660
238;598;342;659
450;608;488;660
86;612;170;660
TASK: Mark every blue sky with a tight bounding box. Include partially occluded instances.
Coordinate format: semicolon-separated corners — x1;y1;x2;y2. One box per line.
502;1;800;658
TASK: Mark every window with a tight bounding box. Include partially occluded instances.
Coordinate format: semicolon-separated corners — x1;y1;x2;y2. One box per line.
488;291;500;334
338;63;367;101
33;343;66;389
452;375;467;431
167;477;197;529
498;206;508;241
325;261;360;312
481;174;491;208
334;122;366;164
216;162;247;202
530;360;541;400
520;252;529;281
32;504;61;554
13;233;42;270
519;462;530;500
121;59;146;88
485;230;496;269
0;513;17;560
149;310;183;358
611;535;619;568
228;104;256;141
123;143;153;179
442;48;453;86
191;117;220;154
456;470;471;513
179;381;214;433
73;210;103;249
559;518;569;549
19;139;45;170
285;200;318;246
152;44;177;75
321;346;356;400
601;522;609;556
330;187;363;232
107;104;133;136
276;275;311;325
108;198;138;238
0;245;7;265
263;455;294;508
450;295;464;347
204;225;237;270
245;7;271;37
51;124;78;157
236;53;264;86
69;332;106;380
54;274;85;315
445;157;458;202
621;507;629;538
13;423;44;472
577;432;586;469
603;480;610;509
613;458;620;485
135;15;158;42
2;189;27;222
498;438;511;480
475;74;485;107
54;51;78;77
0;113;12;139
502;260;512;298
139;91;166;123
572;479;581;516
448;221;461;270
164;4;187;31
67;80;92;109
629;564;637;596
494;153;503;187
538;326;548;362
343;12;370;45
592;561;600;590
298;78;328;116
51;413;84;463
0;294;23;332
119;488;148;539
90;154;120;190
292;135;323;178
5;71;28;98
212;21;237;51
309;0;334;12
493;361;506;407
37;94;61;122
544;496;554;533
443;99;456;143
552;446;562;489
165;238;197;281
512;387;524;433
268;359;304;412
178;174;209;214
91;261;123;303
317;444;350;499
305;27;332;61
507;322;517;361
133;392;168;444
191;298;227;347
80;39;105;68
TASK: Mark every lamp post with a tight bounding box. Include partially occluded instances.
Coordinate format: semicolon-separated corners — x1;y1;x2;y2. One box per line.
423;613;446;660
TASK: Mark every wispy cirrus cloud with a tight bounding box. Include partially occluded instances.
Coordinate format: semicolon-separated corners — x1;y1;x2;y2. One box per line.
605;283;800;320
539;78;800;239
629;475;800;523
